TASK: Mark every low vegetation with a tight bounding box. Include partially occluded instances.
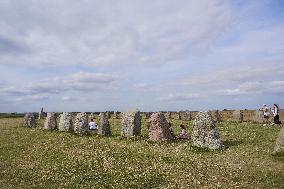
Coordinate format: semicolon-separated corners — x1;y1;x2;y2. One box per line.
0;117;283;188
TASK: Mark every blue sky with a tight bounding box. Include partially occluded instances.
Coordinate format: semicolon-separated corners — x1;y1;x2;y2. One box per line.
0;0;283;112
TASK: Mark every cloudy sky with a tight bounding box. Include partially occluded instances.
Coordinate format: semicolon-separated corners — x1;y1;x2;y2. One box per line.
0;0;283;112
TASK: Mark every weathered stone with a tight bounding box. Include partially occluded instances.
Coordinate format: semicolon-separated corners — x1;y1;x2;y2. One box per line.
44;112;57;130
58;112;73;132
38;107;44;120
145;112;152;119
23;113;36;128
210;110;221;123
232;110;243;122
148;112;174;141
106;111;111;119
184;111;192;121
121;109;141;137
74;112;88;135
192;111;223;149
98;113;111;136
253;110;263;123
164;112;170;122
273;126;284;154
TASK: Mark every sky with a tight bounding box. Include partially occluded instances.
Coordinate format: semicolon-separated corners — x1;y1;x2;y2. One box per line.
0;0;284;112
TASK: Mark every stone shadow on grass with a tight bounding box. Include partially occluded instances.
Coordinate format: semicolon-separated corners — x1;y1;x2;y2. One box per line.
222;139;243;150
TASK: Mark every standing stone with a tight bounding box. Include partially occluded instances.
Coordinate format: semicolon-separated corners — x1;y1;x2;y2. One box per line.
184;111;192;121
164;112;170;122
210;110;221;123
106;111;111;119
23;113;36;128
98;112;111;136
148;112;174;141
121;109;141;137
232;110;243;122
192;111;223;149
44;112;57;130
58;112;73;132
273;127;284;154
174;112;181;120
253;110;263;123
38;107;44;120
146;112;152;119
74;112;89;135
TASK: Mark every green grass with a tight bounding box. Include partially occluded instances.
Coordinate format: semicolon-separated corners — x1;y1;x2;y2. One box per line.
0;118;283;189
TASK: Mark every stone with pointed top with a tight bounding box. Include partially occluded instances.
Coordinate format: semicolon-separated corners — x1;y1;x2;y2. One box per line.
148;112;174;141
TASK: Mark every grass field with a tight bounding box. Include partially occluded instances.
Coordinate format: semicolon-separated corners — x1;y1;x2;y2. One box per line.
0;117;283;189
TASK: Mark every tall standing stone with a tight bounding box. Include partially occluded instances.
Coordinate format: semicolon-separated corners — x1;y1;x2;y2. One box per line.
23;113;36;128
98;112;111;136
148;112;174;141
210;110;221;123
253;110;263;123
121;109;141;137
273;127;284;154
232;110;243;122
38;107;44;120
44;112;57;130
74;112;88;135
192;111;223;149
58;112;73;132
184;111;192;121
106;111;111;119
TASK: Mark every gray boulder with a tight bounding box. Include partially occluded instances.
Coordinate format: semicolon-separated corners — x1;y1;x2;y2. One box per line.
121;109;141;137
98;112;111;136
253;110;264;123
148;112;174;141
210;110;221;123
58;112;73;132
74;112;88;135
44;112;57;130
23;113;36;128
273;127;284;154
192;111;223;149
232;110;243;122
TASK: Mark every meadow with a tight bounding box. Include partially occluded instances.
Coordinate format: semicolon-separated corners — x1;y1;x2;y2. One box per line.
0;117;283;189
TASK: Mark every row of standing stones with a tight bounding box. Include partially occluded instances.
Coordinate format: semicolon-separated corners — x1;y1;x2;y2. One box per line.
23;110;283;152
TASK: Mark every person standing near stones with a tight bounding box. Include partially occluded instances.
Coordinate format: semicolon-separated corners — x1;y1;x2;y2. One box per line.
272;104;282;126
261;104;270;126
89;119;97;130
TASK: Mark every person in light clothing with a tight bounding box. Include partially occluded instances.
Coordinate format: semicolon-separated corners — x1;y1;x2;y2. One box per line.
261;104;270;126
178;124;189;139
89;119;97;130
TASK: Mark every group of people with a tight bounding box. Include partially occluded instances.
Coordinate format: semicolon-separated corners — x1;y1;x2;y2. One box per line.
261;104;282;126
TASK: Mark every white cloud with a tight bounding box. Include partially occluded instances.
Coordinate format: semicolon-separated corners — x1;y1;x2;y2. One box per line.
160;93;205;101
0;71;120;100
0;0;233;67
